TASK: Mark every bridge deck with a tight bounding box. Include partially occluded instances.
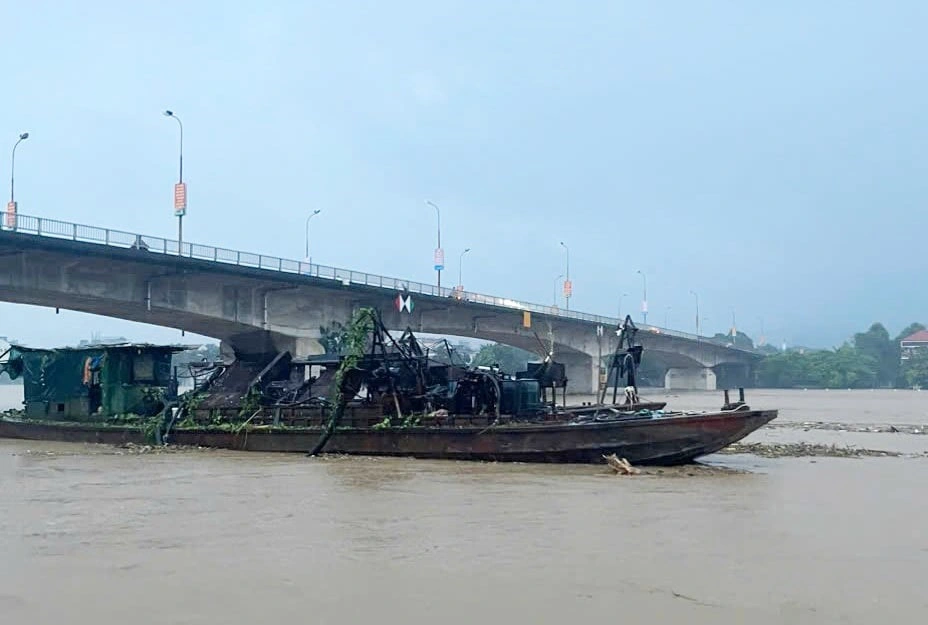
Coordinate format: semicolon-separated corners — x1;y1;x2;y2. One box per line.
0;213;755;355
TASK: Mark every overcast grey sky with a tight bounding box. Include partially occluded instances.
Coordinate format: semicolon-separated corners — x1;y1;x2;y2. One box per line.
2;0;926;348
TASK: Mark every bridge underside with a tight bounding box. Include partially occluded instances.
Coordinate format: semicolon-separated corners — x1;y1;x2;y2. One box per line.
0;230;758;393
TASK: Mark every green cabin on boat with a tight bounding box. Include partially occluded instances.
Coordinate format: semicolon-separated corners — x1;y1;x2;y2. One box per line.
0;343;187;420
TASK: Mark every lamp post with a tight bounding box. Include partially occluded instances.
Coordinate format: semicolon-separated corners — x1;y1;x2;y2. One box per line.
10;132;28;204
8;132;28;228
458;247;471;290
637;270;647;324
163;110;185;252
559;241;570;310
304;209;322;264
617;292;628;319
553;274;563;307
690;290;700;337
426;200;443;289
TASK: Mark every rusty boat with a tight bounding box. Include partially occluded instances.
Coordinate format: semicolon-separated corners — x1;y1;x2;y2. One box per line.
0;313;776;465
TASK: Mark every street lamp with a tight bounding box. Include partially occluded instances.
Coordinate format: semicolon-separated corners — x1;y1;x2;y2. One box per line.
637;270;647;324
425;200;443;289
8;132;28;227
305;209;322;263
553;274;564;307
690;290;700;337
10;132;28;203
162;110;185;252
617;292;628;319
559;241;570;310
458;247;471;290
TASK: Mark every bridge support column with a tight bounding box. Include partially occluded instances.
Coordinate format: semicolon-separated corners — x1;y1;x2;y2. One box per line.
559;352;598;395
293;336;325;358
664;367;717;391
713;363;753;389
220;331;324;362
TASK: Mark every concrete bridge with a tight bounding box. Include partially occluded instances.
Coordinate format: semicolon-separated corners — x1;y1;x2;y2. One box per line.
0;214;760;392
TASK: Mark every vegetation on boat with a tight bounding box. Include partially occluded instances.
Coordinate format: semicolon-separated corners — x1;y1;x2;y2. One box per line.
308;307;377;455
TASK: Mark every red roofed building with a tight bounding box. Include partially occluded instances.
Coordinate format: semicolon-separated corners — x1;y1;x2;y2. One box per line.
900;330;928;361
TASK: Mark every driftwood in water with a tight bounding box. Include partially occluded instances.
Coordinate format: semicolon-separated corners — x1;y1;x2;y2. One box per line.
603;453;641;475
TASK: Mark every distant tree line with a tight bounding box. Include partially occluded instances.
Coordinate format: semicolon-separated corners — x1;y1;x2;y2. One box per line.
755;322;926;389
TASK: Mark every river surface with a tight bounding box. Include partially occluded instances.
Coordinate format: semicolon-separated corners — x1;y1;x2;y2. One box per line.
2;386;927;624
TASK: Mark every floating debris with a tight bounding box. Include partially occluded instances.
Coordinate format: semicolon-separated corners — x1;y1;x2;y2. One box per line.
720;442;901;458
769;422;928;435
603;453;641;475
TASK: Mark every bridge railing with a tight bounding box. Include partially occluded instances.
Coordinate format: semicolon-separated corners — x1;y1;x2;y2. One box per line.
2;213;756;354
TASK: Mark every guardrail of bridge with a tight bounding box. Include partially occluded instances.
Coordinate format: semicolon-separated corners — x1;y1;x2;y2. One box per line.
1;213;756;353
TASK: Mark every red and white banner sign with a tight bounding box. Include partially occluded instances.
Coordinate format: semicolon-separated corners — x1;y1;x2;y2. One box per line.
563;279;572;298
5;201;16;228
174;182;187;216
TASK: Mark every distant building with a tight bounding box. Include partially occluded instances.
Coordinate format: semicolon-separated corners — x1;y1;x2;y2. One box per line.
78;335;129;347
900;330;928;361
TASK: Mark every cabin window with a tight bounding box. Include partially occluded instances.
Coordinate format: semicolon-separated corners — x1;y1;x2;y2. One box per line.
133;355;155;382
57;403;65;413
154;361;173;385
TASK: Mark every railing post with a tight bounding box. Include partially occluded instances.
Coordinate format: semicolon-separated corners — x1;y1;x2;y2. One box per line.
236;251;241;264
213;248;218;261
36;218;42;236
72;224;78;240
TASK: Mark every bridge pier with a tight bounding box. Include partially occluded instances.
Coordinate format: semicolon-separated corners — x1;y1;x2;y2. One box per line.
219;335;324;363
559;352;598;395
713;362;753;389
664;367;717;391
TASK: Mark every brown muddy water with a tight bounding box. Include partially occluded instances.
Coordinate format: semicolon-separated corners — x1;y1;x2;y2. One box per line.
1;386;927;624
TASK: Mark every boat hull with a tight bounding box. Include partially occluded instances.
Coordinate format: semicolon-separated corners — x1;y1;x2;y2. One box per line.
0;409;776;465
